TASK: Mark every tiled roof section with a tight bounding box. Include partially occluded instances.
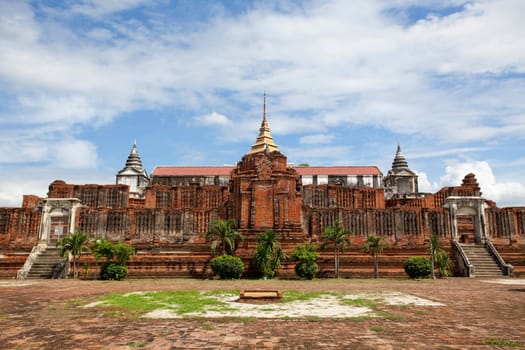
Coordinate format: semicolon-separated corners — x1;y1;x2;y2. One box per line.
152;165;382;177
294;166;382;176
152;166;234;176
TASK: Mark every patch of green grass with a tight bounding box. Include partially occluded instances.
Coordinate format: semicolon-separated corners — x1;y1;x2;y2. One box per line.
202;289;237;297
201;322;216;330
303;315;323;322
370;325;387;332
375;310;407;321
281;290;334;303
259;307;277;312
341;297;383;308
346;316;374;322
483;339;524;347
100;290;238;316
103;293;159;314
127;341;147;348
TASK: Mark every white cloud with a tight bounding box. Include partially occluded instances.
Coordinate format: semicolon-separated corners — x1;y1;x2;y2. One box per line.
438;160;525;207
0;167;113;207
194;111;231;126
415;171;439;193
51;140;98;168
69;0;151;18
0;0;525;207
285;145;354;165
299;134;335;144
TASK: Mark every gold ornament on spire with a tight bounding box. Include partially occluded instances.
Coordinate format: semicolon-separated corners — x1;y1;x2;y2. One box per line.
247;93;280;155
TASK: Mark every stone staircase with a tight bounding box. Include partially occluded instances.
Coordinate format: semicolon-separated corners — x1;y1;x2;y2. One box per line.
460;244;504;277
26;247;65;279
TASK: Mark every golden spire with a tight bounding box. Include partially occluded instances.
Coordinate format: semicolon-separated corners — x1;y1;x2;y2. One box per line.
247;93;280;155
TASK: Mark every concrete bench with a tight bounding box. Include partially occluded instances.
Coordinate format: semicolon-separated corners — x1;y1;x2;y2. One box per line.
239;289;282;300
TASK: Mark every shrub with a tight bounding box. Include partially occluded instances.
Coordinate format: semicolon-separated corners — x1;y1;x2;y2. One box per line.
289;243;319;279
210;254;244;279
101;262;128;281
92;239;134;280
294;261;318;280
403;256;432;279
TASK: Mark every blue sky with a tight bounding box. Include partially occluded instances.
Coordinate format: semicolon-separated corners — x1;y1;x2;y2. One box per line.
1;0;524;207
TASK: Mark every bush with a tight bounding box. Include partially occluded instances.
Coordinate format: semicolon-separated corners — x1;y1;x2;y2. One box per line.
92;239;134;280
403;256;432;279
289;243;319;279
294;261;318;280
101;262;128;280
210;254;244;279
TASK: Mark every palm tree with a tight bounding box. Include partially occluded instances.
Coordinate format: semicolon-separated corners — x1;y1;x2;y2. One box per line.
428;235;452;278
364;235;389;278
57;230;90;278
320;220;351;278
253;230;285;278
205;219;243;255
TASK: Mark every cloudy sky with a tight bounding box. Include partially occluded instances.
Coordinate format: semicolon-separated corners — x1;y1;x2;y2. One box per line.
1;0;524;207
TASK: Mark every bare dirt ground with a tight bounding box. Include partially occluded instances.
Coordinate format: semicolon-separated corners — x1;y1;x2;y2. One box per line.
1;278;524;349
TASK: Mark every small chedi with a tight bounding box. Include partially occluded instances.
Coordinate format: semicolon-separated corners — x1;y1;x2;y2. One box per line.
1;97;524;278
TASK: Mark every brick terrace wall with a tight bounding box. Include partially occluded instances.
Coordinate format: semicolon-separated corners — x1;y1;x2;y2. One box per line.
303;200;451;247
48;180;130;209
0;207;41;278
303;185;385;209
0;208;41;250
486;207;525;246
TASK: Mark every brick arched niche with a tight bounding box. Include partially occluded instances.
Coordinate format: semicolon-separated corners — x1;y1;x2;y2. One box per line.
444;196;488;244
38;198;82;247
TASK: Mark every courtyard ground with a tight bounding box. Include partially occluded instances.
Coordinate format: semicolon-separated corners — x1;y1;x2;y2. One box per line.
0;277;524;349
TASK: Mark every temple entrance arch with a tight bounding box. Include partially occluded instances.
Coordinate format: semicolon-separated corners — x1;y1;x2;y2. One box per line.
38;198;82;247
49;210;69;244
444;197;487;244
456;206;477;243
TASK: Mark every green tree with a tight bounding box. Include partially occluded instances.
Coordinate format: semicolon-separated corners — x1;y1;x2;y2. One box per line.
253;230;285;278
428;235;452;278
364;235;389;279
91;238;134;280
57;230;90;278
205;219;243;255
289;243;319;279
320;220;351;278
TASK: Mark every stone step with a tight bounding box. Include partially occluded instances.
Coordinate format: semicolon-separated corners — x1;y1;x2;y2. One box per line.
26;247;65;279
474;267;501;271
476;269;503;274
460;244;505;277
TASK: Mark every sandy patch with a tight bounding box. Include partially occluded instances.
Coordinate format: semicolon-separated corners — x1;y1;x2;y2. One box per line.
0;281;35;287
146;294;372;319
138;292;444;319
83;301;106;308
481;279;525;285
344;292;445;306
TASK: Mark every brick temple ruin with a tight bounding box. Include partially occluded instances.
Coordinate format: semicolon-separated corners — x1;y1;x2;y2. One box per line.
1;98;524;278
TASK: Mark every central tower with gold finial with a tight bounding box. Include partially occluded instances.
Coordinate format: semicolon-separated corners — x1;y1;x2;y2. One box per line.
246;93;280;154
228;94;302;233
